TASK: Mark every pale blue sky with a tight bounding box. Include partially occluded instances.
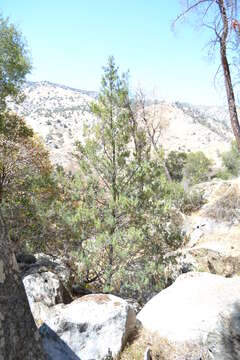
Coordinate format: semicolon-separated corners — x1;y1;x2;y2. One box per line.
1;0;226;105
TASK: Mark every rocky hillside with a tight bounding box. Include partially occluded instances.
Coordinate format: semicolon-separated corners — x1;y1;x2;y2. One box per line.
9;81;97;170
9;81;233;170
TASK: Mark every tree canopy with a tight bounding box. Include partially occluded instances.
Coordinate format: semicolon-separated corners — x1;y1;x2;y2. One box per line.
0;15;31;111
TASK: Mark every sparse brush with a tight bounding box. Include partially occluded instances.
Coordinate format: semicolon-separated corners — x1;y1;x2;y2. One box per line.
203;185;240;223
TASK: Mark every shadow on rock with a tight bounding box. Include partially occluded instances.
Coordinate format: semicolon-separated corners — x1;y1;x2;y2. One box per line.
40;323;81;360
208;302;240;360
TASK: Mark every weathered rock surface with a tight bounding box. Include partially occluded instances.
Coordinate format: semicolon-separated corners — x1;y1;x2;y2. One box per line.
20;254;72;328
165;179;240;285
20;253;72;289
41;294;136;360
23;271;72;308
137;272;240;359
40;324;80;360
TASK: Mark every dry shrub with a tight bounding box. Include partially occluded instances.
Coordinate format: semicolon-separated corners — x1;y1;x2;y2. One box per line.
203;185;240;223
120;328;210;360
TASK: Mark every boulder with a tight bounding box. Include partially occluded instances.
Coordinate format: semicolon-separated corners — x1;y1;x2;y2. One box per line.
40;323;80;360
137;272;240;359
41;294;136;360
20;253;72;289
23;271;72;309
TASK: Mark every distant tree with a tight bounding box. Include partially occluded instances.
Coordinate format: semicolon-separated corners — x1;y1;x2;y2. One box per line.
183;151;212;185
175;1;240;151
165;151;188;182
132;89;172;180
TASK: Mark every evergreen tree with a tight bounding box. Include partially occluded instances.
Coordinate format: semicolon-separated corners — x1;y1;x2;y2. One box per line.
74;57;183;301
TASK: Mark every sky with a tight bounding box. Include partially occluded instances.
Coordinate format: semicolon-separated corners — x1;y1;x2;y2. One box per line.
0;0;227;105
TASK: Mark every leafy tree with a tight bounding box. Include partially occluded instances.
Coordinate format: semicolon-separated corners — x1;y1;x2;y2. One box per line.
0;111;54;252
175;1;240;151
165;151;188;182
0;16;31;111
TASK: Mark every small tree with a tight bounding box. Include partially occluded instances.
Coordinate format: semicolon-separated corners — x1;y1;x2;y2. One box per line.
74;57;184;302
183;151;212;185
165;151;188;182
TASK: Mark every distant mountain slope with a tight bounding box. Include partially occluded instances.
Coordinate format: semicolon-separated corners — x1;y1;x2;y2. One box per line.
8;81;233;170
9;81;97;170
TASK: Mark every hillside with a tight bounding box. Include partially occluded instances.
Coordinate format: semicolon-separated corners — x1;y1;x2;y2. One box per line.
9;81;97;170
9;81;233;170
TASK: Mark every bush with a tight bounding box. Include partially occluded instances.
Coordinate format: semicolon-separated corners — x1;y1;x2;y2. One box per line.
214;169;232;180
183;151;212;186
221;141;240;177
165;151;187;182
203;184;240;223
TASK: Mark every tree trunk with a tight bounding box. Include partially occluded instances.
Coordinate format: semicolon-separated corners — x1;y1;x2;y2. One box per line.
218;0;240;151
0;212;46;360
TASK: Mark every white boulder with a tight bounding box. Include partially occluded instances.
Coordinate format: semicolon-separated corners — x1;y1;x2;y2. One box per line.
41;293;136;360
137;272;240;358
23;271;71;308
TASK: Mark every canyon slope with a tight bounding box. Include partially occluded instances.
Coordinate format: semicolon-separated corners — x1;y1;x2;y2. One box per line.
10;81;233;170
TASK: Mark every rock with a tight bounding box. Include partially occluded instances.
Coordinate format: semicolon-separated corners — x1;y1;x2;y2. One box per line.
28;253;72;289
23;271;72;309
41;294;136;360
137;272;240;359
143;347;152;360
16;253;37;264
165;179;240;285
71;283;92;296
40;323;80;360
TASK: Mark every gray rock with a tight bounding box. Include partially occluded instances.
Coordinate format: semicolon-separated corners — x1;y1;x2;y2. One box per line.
42;294;136;360
40;323;81;360
23;271;72;308
16;253;37;264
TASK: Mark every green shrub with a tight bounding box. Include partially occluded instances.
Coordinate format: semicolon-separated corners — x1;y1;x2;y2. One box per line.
165;151;187;182
214;169;232;180
221;141;240;177
183;151;212;185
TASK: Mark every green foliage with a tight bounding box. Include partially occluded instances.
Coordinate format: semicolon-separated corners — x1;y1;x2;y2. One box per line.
0;111;55;252
165;151;187;182
71;57;193;302
183;151;212;185
221;141;240;177
214;169;232;180
0;15;31;110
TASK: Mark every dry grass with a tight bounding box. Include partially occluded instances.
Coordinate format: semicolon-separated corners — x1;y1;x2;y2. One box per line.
203;184;240;223
120;328;210;360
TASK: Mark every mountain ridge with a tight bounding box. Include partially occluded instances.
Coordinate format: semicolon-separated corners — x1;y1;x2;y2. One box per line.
8;81;233;171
